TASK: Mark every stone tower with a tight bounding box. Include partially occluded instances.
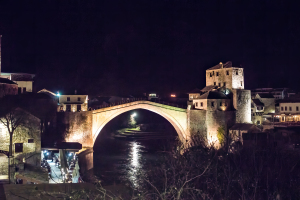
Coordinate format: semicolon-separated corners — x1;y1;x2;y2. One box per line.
206;61;251;123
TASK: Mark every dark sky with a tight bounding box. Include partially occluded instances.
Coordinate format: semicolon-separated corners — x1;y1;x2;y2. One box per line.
0;0;299;95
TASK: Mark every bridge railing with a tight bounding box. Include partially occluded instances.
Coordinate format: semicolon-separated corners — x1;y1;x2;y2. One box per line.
92;98;186;110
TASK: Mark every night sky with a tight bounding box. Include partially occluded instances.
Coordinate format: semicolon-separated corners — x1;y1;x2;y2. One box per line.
0;0;299;95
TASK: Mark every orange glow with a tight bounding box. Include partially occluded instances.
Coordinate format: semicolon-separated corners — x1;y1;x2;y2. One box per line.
171;94;176;97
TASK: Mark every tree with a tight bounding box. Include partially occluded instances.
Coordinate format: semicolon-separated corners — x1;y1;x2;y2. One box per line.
0;107;28;183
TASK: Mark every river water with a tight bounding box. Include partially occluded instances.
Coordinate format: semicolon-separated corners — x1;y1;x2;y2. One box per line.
92;135;176;188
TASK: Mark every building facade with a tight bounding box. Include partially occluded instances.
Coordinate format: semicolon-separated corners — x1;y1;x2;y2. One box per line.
58;94;88;112
0;108;41;181
0;72;35;93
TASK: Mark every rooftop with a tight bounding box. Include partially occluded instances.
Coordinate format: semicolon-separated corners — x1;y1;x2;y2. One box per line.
198;90;229;100
200;85;219;93
256;93;274;98
206;61;239;71
0;77;17;84
252;99;264;106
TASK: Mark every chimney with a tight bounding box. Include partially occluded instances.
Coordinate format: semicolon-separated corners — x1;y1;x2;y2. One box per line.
219;62;223;68
75;90;77;95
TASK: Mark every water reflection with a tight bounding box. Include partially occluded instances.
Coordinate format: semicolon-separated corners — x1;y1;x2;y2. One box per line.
127;141;143;187
93;137;175;188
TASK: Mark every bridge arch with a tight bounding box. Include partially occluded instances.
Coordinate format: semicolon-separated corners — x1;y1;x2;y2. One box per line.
92;101;188;146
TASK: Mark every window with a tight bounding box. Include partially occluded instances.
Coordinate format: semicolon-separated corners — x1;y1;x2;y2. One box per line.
216;72;219;76
67;97;70;101
226;71;229;75
285;106;287;111
236;70;238;75
241;81;243;86
214;82;216;86
297;107;299;111
15;143;23;153
66;105;71;112
28;139;34;143
195;102;198;107
18;87;21;94
23;87;26;93
223;82;226;87
210;73;212;77
201;102;203;107
211;102;214;107
77;105;81;111
257;107;259;110
289;107;292;111
218;83;221;87
281;107;283;111
212;71;214;75
78;97;81;101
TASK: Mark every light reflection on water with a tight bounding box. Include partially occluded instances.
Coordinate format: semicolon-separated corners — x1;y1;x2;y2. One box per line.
93;137;175;188
127;141;142;187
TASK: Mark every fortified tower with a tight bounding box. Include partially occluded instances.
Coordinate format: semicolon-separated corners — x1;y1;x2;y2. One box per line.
205;61;251;123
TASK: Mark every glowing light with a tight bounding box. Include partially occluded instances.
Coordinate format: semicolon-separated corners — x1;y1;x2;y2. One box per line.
57;92;60;96
171;94;176;97
132;113;137;117
46;153;49;155
69;153;72;156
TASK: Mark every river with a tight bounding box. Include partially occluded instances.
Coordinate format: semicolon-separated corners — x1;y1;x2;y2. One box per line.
92;134;176;188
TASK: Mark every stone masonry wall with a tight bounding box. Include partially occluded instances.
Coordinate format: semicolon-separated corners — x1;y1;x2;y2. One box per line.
206;68;233;89
232;89;251;123
59;111;93;148
0;111;41;175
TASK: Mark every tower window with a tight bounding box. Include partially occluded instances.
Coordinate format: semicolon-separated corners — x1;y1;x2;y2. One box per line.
223;82;226;87
210;73;212;77
216;72;219;76
214;82;216;86
226;71;229;75
211;102;214;107
218;83;221;87
285;106;287;111
241;81;243;86
236;70;238;75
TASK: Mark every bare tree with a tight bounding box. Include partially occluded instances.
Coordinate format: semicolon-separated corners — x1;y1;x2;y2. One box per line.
0;107;27;184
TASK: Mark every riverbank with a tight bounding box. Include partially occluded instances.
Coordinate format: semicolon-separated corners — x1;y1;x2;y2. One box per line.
113;127;176;140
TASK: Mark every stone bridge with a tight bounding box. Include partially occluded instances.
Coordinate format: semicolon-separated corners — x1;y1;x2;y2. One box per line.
62;100;189;148
63;99;236;149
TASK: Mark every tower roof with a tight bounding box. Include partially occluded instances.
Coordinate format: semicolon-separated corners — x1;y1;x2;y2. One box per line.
206;61;234;70
198;91;229;100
